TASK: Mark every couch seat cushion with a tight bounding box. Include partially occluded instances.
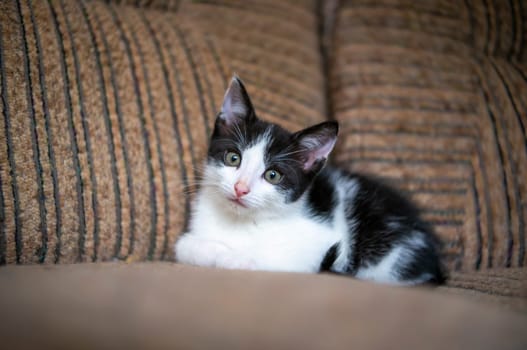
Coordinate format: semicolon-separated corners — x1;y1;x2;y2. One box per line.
1;263;526;349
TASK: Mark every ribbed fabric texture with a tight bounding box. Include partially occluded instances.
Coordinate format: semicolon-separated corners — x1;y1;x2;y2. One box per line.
331;0;527;272
0;0;324;264
440;267;527;312
0;0;525;278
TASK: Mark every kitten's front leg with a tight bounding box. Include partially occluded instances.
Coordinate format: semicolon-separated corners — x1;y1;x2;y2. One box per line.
174;233;256;270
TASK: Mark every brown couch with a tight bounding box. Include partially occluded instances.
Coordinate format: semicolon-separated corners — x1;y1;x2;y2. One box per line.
0;0;526;348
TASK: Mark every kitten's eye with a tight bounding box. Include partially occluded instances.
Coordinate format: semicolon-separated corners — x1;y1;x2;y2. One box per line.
264;169;282;184
224;151;241;167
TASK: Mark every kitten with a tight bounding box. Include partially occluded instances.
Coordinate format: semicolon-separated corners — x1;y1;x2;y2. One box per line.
175;76;445;285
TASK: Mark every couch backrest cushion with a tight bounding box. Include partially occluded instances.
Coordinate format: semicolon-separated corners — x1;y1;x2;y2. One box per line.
0;0;325;264
330;0;527;271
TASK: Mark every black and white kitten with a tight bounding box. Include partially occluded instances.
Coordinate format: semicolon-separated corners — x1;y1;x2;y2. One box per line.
175;77;445;285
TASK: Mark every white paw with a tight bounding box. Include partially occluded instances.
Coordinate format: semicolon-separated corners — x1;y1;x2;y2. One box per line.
175;234;230;267
175;234;255;270
215;254;257;270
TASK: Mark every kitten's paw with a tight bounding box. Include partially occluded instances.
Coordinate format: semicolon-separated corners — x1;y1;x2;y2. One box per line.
175;233;256;270
215;254;257;271
175;234;230;267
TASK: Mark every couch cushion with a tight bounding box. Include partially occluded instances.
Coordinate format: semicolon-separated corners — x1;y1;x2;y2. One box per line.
0;263;526;349
329;0;527;272
440;267;527;312
0;0;325;264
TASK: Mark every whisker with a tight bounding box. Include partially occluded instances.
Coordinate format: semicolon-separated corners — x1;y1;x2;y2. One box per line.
277;149;304;157
232;122;245;145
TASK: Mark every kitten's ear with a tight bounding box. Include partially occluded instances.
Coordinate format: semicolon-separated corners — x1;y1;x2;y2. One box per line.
218;76;255;125
294;121;338;172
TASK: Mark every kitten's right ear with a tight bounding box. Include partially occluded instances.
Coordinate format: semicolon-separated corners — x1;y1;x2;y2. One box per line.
218;76;256;125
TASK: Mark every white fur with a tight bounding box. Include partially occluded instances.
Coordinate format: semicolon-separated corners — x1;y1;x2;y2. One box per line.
331;172;359;273
176;193;342;272
355;233;432;285
355;246;403;284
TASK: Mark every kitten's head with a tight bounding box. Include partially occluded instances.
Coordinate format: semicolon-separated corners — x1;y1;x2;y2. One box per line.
204;76;338;215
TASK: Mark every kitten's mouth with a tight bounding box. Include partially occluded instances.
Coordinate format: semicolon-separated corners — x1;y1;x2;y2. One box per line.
228;197;248;208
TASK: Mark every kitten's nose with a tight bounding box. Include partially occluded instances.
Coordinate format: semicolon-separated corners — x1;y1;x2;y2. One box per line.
234;181;250;198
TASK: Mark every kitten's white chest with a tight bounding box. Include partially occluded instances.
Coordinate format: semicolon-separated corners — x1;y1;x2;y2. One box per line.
176;194;341;273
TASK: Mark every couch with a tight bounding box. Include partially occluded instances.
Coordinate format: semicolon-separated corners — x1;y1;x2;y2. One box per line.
0;0;526;348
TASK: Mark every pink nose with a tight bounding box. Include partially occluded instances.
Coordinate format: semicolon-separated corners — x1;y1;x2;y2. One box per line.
234;181;250;198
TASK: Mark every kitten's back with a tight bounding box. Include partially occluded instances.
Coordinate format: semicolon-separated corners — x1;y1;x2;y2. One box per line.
311;168;445;284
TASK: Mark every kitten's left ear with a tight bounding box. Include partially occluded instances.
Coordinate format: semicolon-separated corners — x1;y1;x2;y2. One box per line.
218;76;256;125
294;121;338;172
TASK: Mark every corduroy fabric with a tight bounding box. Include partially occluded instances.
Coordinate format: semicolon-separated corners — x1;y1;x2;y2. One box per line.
0;0;325;264
439;267;527;312
330;0;527;272
0;0;526;279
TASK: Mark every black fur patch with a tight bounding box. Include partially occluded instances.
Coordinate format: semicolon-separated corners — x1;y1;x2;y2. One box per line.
319;243;339;272
398;235;446;284
306;168;336;221
344;173;445;283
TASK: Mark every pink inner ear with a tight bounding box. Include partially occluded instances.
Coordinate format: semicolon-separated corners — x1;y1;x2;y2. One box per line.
220;77;249;125
222;96;247;122
303;138;337;170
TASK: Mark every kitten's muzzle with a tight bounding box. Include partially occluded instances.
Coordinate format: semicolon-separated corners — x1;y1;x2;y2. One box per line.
228;197;248;208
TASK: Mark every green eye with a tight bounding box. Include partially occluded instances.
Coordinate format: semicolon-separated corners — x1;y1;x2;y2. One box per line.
264;169;282;184
224;151;241;167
